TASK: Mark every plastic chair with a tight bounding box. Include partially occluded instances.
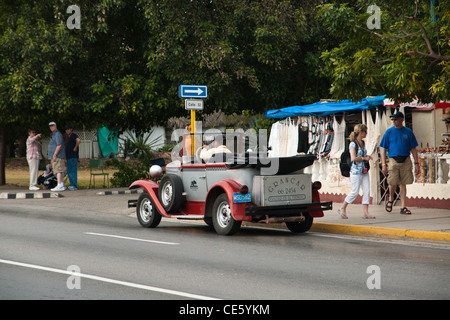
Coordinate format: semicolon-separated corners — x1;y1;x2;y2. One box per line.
89;159;109;188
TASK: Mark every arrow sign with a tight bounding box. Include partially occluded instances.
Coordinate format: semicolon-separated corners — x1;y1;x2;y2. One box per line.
178;85;208;98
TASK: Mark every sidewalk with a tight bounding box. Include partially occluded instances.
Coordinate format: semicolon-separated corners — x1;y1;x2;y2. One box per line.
312;202;450;243
1;185;449;243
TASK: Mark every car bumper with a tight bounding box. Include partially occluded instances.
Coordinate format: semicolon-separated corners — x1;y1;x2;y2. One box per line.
244;201;333;217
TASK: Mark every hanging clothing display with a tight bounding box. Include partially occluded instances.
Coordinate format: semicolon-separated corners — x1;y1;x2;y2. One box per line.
269;118;300;157
319;118;334;157
364;110;378;156
286;118;299;157
267;106;390;161
268;121;282;157
297;117;309;154
329;115;346;159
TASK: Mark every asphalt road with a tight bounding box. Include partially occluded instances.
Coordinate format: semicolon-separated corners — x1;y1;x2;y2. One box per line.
1;195;449;301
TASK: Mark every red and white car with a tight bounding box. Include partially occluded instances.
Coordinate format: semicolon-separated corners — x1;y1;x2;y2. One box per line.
128;150;332;235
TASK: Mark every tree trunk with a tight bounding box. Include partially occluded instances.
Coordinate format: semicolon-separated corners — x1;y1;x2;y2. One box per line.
0;126;6;185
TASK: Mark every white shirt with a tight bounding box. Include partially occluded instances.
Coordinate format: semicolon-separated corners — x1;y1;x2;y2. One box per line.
200;145;232;162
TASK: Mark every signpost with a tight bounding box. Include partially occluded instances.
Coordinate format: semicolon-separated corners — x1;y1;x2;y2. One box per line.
185;99;204;111
178;85;208;99
179;85;208;155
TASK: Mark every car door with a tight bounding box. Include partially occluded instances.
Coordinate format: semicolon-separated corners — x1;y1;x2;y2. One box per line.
181;164;208;201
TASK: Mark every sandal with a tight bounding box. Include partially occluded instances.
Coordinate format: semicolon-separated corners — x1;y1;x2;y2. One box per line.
385;200;393;213
337;209;348;219
400;207;411;215
363;215;376;219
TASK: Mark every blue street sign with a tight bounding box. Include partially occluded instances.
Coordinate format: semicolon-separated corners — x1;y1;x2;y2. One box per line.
178;85;208;98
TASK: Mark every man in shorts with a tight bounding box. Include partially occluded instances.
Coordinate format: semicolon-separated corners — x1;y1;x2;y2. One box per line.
47;122;66;191
380;111;420;214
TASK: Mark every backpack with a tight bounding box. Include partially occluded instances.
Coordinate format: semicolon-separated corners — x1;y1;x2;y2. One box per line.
339;147;352;177
339;141;368;177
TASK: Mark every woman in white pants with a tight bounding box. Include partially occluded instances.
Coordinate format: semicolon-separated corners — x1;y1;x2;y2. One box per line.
338;124;375;219
26;129;42;190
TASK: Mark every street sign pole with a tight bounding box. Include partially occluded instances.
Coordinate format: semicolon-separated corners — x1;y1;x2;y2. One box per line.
178;85;207;156
191;109;195;156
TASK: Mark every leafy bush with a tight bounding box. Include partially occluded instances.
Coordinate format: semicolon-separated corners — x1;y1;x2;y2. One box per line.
107;155;156;187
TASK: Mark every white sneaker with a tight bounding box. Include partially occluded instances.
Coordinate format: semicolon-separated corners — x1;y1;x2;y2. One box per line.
29;186;40;191
51;185;66;192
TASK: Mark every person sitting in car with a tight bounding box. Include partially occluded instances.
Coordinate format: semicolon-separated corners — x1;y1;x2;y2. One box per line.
200;138;232;162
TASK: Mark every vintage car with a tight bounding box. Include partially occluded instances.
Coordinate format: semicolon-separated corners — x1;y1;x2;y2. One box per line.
128;144;332;235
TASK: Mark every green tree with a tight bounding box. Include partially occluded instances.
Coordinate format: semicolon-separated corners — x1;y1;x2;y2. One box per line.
317;0;450;103
0;0;336;184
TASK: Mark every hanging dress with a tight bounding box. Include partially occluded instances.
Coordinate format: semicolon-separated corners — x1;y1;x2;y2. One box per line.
268;121;282;157
329;115;346;159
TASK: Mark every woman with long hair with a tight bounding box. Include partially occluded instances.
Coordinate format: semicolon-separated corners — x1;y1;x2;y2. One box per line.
338;124;375;219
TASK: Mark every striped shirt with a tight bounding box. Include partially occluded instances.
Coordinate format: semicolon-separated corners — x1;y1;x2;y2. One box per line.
26;136;43;160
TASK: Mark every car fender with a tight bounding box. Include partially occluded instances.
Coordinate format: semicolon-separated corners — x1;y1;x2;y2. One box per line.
205;179;251;222
129;179;170;217
310;188;324;218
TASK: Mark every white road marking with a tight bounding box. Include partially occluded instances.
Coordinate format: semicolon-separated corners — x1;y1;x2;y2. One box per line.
84;232;179;245
0;258;219;300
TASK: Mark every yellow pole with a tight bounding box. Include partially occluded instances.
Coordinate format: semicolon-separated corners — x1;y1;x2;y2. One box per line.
191;109;196;156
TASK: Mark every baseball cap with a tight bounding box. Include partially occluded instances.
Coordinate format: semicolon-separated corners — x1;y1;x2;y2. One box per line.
390;111;404;119
48;121;56;126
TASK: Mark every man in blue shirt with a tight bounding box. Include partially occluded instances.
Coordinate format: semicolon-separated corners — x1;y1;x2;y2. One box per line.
47;122;66;191
380;111;419;215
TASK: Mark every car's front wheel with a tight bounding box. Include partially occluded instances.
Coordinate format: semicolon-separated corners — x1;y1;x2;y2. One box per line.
137;193;162;228
212;193;241;235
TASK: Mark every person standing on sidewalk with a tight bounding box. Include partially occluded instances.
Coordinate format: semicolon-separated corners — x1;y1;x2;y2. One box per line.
47;122;66;192
26;129;43;191
338;124;375;219
380;111;419;215
64;125;81;190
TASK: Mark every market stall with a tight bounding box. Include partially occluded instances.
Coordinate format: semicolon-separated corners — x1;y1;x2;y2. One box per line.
264;97;450;208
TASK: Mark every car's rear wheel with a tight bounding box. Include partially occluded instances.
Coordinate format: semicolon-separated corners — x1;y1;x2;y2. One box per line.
285;213;313;233
137;193;162;228
212;193;241;235
158;174;185;213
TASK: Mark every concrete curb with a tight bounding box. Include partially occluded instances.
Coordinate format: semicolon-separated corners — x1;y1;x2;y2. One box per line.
96;189;143;196
0;192;62;199
311;222;450;243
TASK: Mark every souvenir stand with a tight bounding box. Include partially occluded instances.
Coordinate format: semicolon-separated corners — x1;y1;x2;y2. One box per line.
266;97;450;208
381;99;450;208
265;95;387;205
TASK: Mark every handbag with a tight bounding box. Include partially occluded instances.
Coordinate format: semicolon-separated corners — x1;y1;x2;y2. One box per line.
362;160;370;174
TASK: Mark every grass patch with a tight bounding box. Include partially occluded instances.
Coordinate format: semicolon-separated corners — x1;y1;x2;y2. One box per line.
5;158;118;189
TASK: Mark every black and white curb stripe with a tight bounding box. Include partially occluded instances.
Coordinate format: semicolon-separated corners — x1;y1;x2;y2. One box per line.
96;189;143;196
0;192;62;199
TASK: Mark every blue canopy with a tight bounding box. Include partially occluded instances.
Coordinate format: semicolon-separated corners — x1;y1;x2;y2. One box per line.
264;95;386;118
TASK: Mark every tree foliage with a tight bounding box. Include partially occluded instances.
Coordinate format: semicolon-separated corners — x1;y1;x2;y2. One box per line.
1;0;335;133
317;0;450;103
0;0;336;184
